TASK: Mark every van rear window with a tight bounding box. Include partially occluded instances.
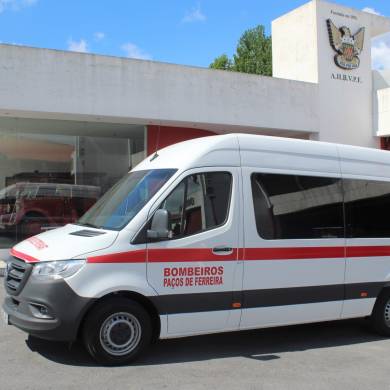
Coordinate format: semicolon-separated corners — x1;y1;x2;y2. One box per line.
344;179;390;238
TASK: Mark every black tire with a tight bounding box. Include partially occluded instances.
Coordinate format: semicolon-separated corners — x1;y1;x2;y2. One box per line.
371;289;390;336
83;297;152;365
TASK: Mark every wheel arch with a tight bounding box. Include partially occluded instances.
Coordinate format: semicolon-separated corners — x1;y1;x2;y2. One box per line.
373;284;390;307
19;209;52;224
77;290;161;343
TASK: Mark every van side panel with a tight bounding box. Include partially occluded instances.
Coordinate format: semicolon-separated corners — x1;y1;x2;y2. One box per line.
65;242;155;299
240;166;346;329
238;135;341;176
339;145;390;318
238;136;347;328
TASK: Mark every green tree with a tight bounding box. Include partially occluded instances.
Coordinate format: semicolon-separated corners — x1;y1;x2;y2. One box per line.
209;25;272;76
209;54;233;71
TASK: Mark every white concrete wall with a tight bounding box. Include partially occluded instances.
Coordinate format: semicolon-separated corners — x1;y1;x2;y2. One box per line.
0;0;388;148
272;0;390;148
316;1;378;148
0;44;318;136
377;88;390;136
373;70;390;137
272;1;319;83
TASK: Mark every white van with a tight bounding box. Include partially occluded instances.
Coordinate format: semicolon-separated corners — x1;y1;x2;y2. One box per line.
4;134;390;365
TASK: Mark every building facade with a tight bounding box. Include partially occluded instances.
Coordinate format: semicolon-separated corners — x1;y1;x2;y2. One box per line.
0;0;390;252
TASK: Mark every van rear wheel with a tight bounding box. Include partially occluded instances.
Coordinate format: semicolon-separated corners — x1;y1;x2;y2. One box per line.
371;290;390;336
83;297;152;365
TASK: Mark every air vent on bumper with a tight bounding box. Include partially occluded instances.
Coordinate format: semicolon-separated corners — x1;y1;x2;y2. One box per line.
5;257;33;296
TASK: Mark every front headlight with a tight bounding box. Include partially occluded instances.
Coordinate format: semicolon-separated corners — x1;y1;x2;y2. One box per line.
32;259;86;279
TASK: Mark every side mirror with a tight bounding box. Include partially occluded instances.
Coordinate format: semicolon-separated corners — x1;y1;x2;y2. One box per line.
147;209;169;240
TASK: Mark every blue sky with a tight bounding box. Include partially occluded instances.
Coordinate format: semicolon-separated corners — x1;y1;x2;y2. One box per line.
0;0;389;69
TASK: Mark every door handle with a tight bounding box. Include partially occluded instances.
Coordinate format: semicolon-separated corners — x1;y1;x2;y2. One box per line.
212;246;233;255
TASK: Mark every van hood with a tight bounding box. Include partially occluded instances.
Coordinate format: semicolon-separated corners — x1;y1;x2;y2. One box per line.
10;224;119;262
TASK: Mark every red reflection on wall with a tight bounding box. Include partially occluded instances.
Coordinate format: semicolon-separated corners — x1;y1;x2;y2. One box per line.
147;126;215;156
381;137;390;151
0;183;100;241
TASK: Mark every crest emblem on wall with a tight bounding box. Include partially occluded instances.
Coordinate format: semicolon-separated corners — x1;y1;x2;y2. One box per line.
326;19;365;70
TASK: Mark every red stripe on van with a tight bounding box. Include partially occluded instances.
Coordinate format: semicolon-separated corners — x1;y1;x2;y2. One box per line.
346;246;390;258
10;248;40;263
88;250;146;264
147;248;238;262
15;246;390;265
87;246;390;264
244;247;344;261
88;248;238;264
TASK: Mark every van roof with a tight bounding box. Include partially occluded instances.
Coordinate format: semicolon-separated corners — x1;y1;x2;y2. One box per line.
134;133;241;171
134;134;390;179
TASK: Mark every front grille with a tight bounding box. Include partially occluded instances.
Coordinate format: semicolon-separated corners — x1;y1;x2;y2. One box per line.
5;257;33;296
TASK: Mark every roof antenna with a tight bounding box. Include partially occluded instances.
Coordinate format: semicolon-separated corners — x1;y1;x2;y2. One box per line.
150;123;161;162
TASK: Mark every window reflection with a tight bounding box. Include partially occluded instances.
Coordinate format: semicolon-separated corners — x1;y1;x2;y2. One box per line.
0;125;145;248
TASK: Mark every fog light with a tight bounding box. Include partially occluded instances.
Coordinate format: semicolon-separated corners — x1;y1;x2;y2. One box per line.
29;303;54;319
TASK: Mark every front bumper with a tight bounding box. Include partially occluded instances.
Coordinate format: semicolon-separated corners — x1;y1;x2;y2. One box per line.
3;276;95;341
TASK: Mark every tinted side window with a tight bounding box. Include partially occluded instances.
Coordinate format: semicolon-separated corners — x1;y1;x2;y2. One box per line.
344;179;390;238
251;173;344;239
160;172;232;239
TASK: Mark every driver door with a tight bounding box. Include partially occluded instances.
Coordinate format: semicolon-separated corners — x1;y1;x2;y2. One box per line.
146;167;243;336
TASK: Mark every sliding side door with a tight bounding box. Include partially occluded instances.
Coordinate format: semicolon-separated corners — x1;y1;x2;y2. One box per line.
342;176;390;318
240;169;346;329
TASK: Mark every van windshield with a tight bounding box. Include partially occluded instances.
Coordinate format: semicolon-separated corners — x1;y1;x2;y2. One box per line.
77;169;176;230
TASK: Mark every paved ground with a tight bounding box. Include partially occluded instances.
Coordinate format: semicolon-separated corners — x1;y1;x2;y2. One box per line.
1;284;390;390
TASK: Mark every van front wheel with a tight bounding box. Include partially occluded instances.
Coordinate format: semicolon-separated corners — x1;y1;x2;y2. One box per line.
371;290;390;337
83;297;152;365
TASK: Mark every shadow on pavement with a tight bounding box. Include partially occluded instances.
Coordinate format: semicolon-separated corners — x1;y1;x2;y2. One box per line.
25;318;385;367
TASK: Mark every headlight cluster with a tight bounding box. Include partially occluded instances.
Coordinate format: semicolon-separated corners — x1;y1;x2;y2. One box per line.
32;259;85;279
